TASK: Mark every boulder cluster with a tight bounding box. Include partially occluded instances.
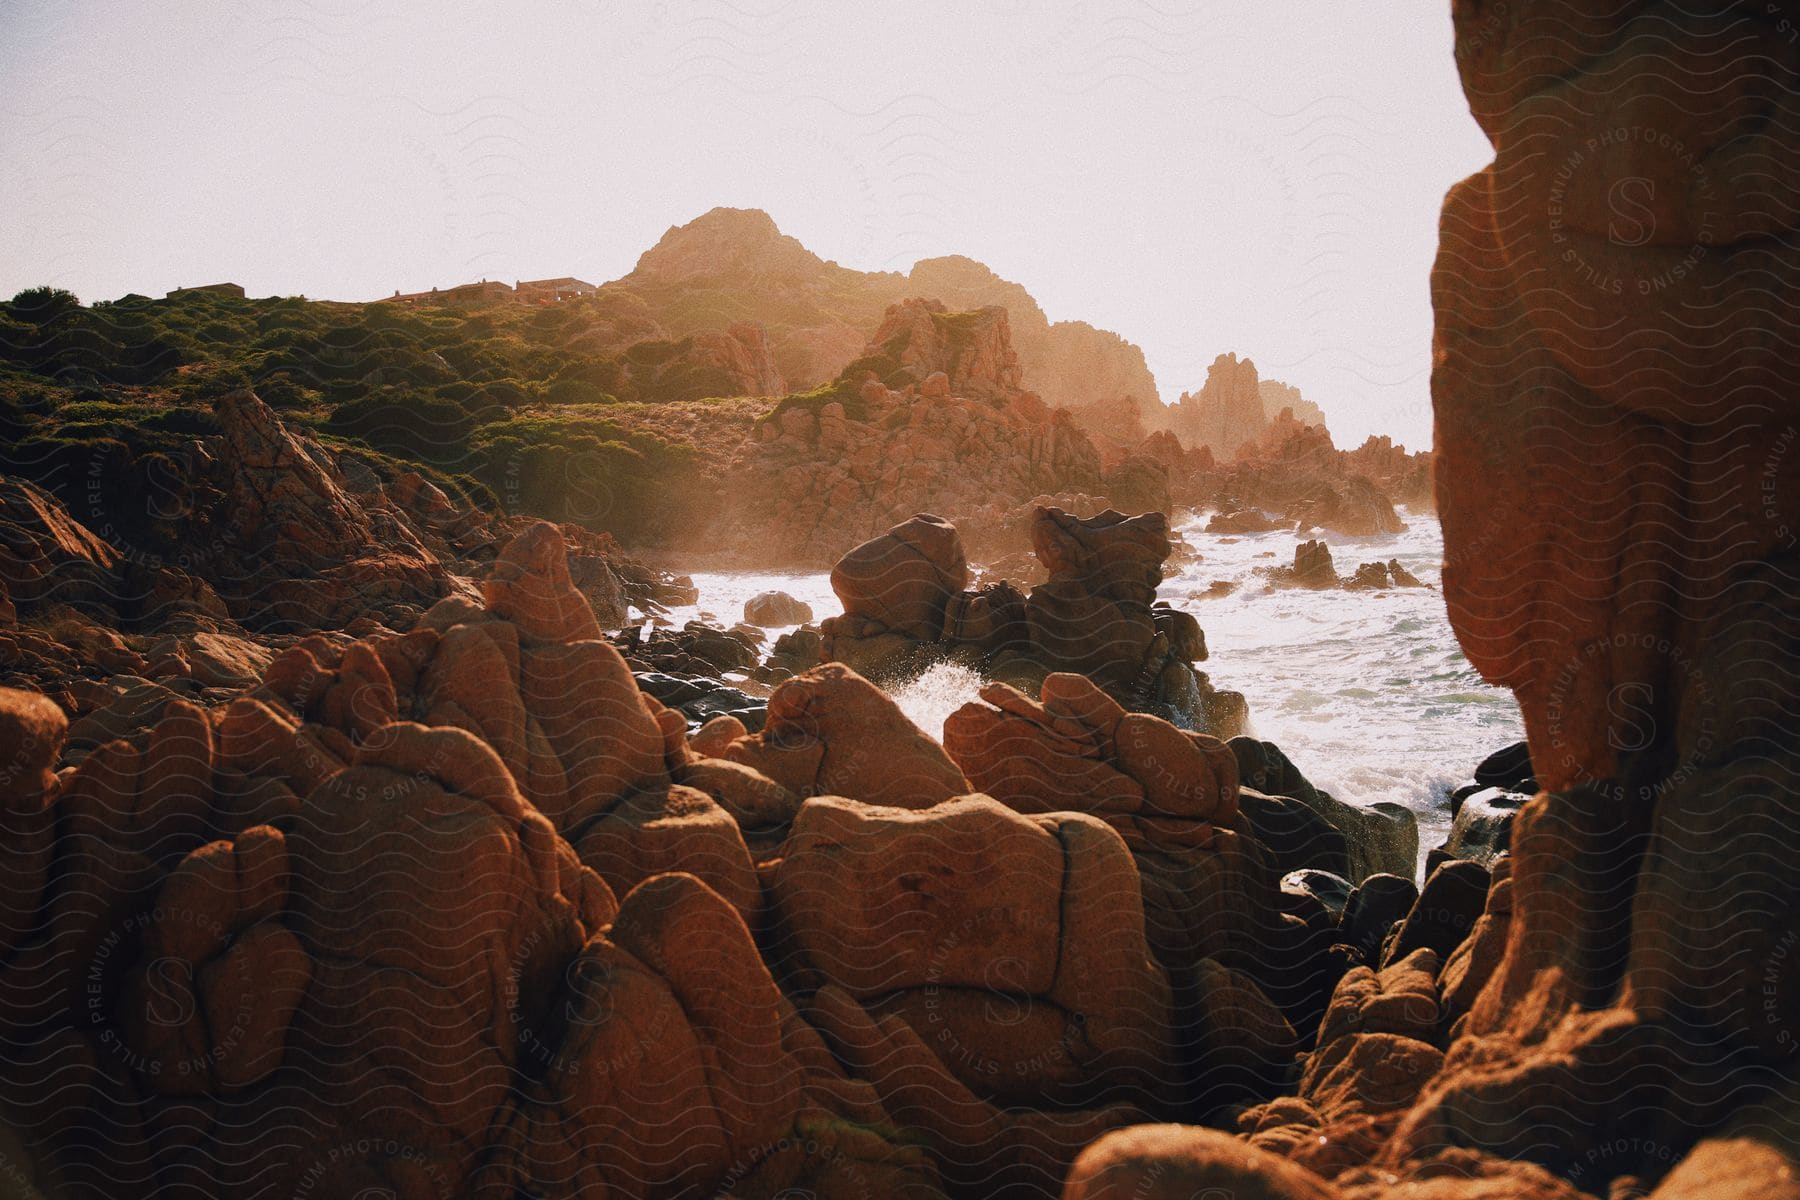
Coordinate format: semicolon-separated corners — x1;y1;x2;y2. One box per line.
0;520;1459;1199
1259;540;1428;593
821;509;1246;734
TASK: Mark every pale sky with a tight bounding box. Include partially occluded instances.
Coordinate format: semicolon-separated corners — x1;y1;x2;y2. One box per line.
0;1;1491;449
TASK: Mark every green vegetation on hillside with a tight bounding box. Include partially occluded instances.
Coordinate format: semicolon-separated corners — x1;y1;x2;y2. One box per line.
0;286;737;544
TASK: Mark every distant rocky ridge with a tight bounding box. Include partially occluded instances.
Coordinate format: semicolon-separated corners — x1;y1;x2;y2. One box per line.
691;297;1423;565
371;207;1335;464
615;209;1327;464
614;208;1162;415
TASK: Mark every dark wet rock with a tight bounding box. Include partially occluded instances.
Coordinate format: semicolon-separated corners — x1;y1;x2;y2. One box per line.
1282;869;1355;925
1339;873;1419;963
1429;787;1528;872
1472;740;1534;793
1382;860;1491;968
1230;738;1417;882
1239;787;1352;881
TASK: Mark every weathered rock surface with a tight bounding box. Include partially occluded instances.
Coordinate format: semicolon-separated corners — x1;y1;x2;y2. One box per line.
0;478;121;610
725;661;970;808
0;400;691;708
772;793;1174;1108
0;503;1473;1199
941;672;1362;1098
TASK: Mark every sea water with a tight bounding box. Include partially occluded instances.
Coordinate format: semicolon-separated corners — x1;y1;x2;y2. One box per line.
663;508;1524;872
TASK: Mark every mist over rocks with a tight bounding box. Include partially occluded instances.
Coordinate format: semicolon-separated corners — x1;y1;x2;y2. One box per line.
1169;352;1269;461
622;207;1162;416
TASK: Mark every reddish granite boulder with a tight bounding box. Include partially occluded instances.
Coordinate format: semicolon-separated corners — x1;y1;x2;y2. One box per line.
1065;1125;1341;1200
771;793;1174;1110
826;513;969;640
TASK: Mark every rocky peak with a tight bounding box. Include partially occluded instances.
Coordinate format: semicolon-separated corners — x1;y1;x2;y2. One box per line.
1257;377;1329;433
631;206;825;284
1171;351;1269;457
908;255;1050;328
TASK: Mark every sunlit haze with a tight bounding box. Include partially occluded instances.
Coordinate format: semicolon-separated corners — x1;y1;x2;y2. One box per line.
0;1;1492;447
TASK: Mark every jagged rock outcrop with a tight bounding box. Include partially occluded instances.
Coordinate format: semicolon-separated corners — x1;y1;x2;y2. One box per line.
906;256;1163;415
0;396;697;707
1259;378;1329;434
1183;413;1427;538
1287;477;1406;538
1343;434;1432;509
0;478;121;611
1265;540;1339;590
649;322;787;397
869;298;1026;405
1170;352;1269;459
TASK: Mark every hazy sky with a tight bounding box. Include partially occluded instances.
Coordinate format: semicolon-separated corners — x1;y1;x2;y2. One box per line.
0;1;1491;448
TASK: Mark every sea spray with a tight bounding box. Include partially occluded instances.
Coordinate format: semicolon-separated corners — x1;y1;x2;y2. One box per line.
889;661;990;745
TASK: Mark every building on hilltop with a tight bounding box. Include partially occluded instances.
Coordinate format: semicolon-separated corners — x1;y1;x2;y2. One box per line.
165;282;245;299
384;279;515;308
515;276;596;303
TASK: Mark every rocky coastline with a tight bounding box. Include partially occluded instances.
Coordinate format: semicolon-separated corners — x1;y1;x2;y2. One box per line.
0;2;1795;1196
